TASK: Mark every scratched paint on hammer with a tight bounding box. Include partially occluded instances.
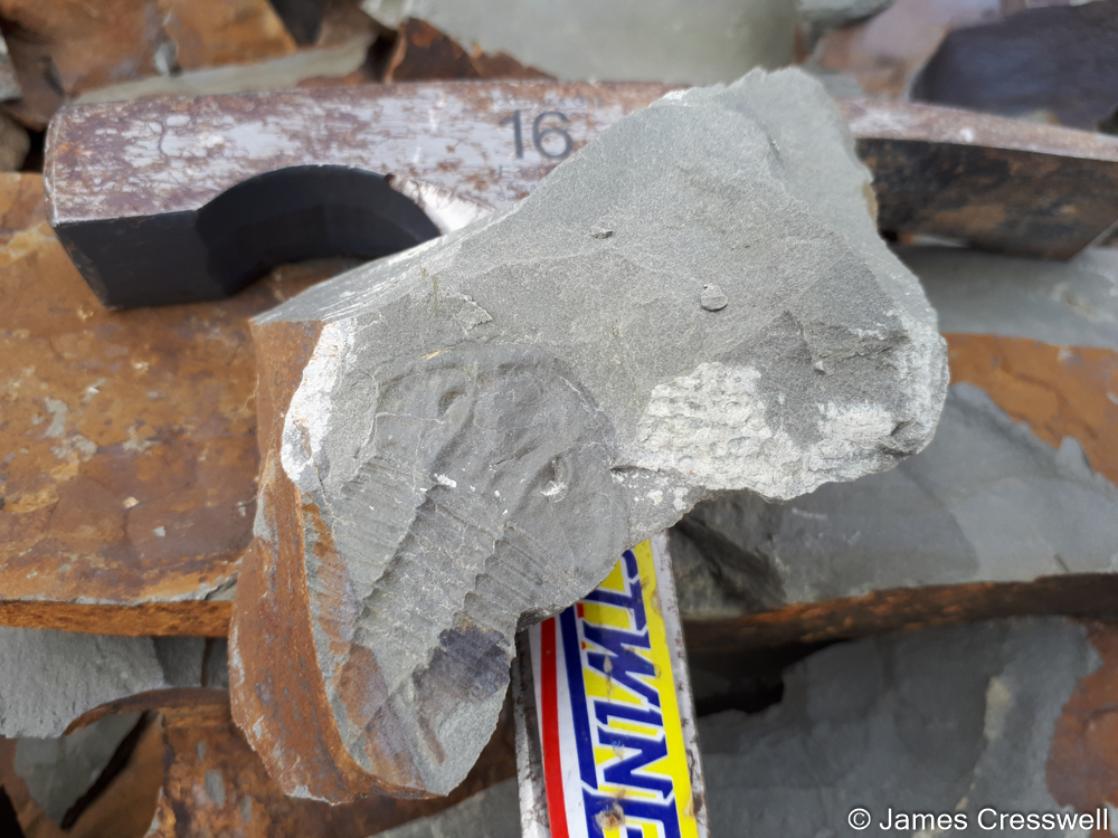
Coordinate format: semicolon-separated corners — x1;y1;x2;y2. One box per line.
530;537;703;837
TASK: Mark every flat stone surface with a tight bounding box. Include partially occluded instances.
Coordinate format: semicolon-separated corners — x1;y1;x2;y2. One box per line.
0;628;213;738
362;0;797;84
700;619;1100;836
231;68;945;800
380;780;520;838
905;245;1118;349
70;28;376;106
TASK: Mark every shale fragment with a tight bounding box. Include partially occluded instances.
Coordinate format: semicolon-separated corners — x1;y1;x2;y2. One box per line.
0;628;221;738
673;245;1118;638
231;68;946;800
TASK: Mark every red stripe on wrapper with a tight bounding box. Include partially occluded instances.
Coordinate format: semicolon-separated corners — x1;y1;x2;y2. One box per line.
539;616;570;838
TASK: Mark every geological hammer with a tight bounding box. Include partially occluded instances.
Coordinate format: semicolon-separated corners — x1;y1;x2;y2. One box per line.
45;80;1118;308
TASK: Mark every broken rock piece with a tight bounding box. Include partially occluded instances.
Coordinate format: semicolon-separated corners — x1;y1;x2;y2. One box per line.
701;619;1102;835
230;68;947;800
0;628;218;738
672;245;1118;633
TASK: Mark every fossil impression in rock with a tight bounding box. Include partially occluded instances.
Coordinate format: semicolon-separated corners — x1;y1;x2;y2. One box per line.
229;68;948;801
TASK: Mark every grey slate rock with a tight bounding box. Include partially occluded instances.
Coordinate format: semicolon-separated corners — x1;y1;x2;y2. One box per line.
903;245;1118;350
672;384;1118;617
383;619;1096;837
0;628;219;738
700;619;1096;837
240;68;946;796
362;0;797;84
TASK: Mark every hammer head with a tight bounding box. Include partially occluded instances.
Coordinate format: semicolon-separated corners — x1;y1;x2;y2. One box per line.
43;81;668;307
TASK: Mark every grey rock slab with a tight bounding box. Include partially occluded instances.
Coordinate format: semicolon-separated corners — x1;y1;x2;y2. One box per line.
700;618;1096;837
14;713;139;824
74;35;372;105
362;0;797;84
236;67;946;798
902;245;1118;349
0;628;218;738
672;383;1118;617
799;0;896;32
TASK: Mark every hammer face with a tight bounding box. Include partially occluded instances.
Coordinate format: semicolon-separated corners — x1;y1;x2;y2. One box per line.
46;80;1118;308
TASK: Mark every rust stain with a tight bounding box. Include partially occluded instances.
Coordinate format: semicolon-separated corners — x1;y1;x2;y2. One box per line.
0;600;230;637
0;720;162;837
0;174;336;633
381;18;550;83
847;102;1118;258
684;575;1118;666
8;686;512;837
228;315;372;804
157;0;295;69
143;690;516;837
0;0;305;128
231;315;441;801
947;333;1118;484
1047;622;1118;838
